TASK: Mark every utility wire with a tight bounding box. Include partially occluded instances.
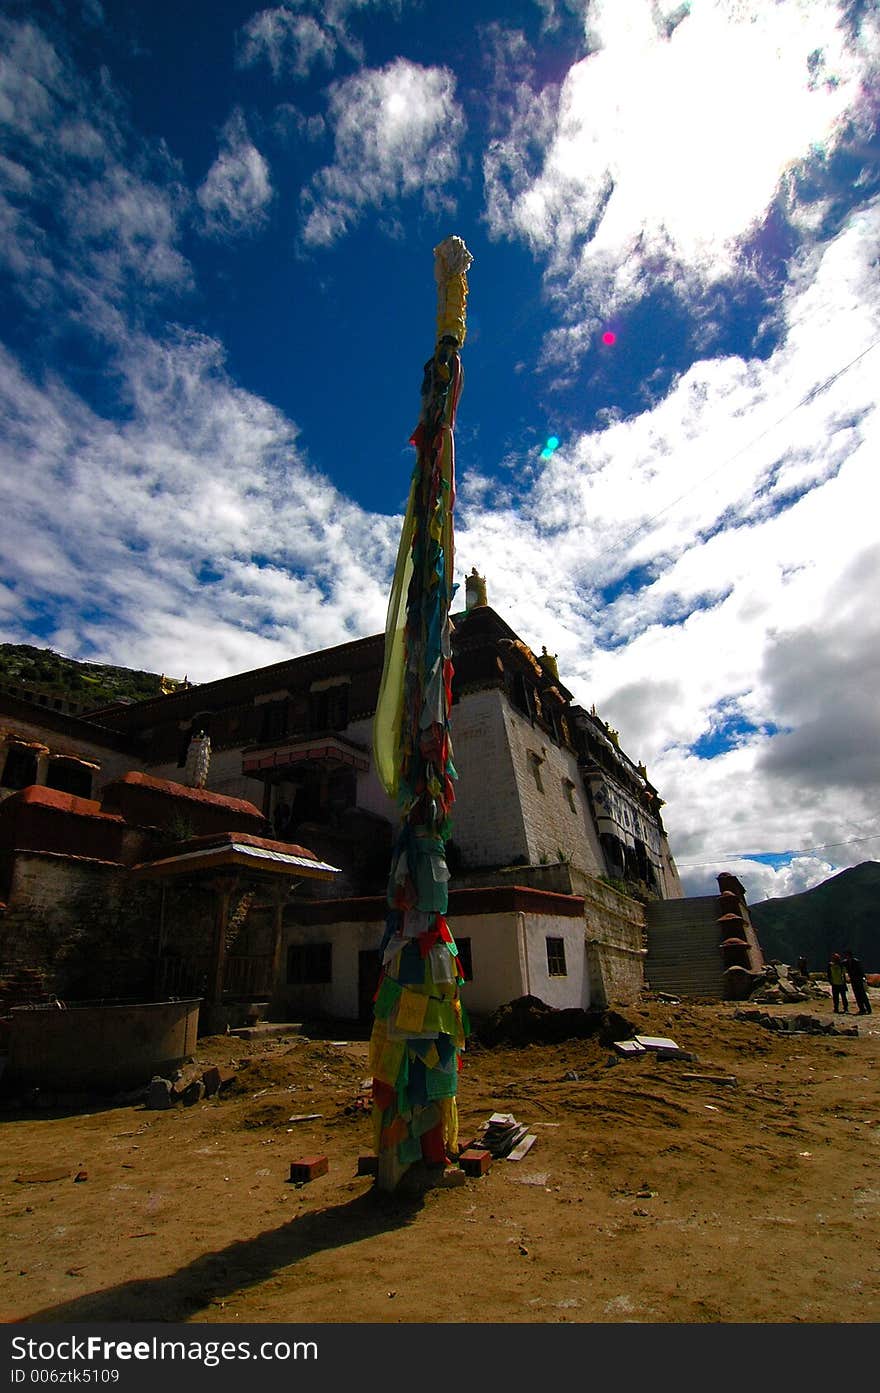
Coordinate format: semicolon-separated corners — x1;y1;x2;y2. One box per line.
594;335;880;564
676;831;880;869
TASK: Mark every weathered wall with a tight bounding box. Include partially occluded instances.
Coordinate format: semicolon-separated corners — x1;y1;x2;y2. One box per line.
501;703;607;877
0;851;160;1001
579;875;647;1006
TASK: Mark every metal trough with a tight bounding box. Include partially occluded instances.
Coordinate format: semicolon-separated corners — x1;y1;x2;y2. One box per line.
3;998;201;1092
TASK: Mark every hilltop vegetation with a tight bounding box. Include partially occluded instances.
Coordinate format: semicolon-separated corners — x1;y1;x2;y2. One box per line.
0;643;171;710
750;861;880;972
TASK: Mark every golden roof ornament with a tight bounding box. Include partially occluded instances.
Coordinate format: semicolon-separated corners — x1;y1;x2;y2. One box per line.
538;646;559;680
465;566;487;610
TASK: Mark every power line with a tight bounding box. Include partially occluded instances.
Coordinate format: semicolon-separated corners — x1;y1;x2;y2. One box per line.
595;335;880;564
676;831;880;869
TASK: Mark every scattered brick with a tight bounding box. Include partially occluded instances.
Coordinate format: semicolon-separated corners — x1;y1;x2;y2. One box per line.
289;1155;329;1184
459;1148;491;1177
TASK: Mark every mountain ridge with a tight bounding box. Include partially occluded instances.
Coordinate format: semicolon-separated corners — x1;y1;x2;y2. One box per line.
0;642;181;711
749;861;880;971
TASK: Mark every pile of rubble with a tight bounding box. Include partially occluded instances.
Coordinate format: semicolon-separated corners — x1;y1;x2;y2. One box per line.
734;1008;857;1037
145;1064;233;1109
749;962;828;1005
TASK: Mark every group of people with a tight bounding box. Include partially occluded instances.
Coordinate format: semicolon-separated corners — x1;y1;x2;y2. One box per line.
827;950;873;1015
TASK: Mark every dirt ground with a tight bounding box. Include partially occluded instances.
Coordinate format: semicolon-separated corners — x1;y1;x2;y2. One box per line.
2;988;879;1326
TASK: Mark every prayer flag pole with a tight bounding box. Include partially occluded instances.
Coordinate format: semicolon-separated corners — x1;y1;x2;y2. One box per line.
370;236;473;1192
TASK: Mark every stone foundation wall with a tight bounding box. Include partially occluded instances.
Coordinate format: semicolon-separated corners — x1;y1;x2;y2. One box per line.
579;874;647;1006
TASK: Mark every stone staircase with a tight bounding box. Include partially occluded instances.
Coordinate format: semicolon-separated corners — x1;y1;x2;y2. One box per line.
644;896;727;999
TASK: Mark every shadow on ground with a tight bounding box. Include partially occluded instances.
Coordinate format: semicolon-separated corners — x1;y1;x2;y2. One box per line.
21;1187;423;1323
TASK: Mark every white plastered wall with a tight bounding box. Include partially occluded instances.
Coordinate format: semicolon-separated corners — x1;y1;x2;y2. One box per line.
278;903;592;1021
448;689;529;867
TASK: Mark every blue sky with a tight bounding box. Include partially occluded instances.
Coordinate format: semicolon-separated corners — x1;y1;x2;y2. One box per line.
2;0;880;902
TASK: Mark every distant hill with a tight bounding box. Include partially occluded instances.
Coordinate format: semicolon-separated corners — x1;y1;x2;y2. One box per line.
0;643;183;712
749;862;880;972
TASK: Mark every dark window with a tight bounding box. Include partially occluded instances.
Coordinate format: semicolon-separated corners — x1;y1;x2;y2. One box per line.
546;937;567;977
327;766;356;815
455;937;473;981
309;685;349;731
287;942;332;985
45;759;92;798
2;745;38;790
510;673;532;719
260;699;289;742
600;832;626;876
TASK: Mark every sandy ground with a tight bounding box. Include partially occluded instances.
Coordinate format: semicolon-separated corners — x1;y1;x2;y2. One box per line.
2;989;879;1326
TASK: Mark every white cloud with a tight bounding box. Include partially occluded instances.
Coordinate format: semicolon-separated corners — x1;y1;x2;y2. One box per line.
238;8;337;80
237;2;401;80
0;331;396;681
197;109;273;239
484;0;879;335
676;854;841;902
301;58;465;246
456;193;880;889
0;17;191;333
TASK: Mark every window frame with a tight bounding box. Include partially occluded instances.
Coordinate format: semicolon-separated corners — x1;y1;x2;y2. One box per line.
545;936;567;977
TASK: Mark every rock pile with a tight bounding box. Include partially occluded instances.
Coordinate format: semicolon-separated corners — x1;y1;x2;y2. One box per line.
749;962;825;1005
734;1008;858;1037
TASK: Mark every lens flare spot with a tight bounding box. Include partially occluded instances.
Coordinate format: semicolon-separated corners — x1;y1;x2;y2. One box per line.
602;330;616;346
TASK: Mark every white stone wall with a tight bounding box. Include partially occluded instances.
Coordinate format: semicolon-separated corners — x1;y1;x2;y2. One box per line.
347;716;390;821
500;704;606;877
449;690;529;867
659;846;684;899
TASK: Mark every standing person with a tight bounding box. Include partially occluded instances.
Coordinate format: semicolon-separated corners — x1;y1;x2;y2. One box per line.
797;954;808;977
843;949;872;1015
827;953;849;1013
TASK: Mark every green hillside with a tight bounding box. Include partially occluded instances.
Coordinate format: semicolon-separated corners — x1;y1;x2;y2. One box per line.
0;643;172;710
749;862;880;972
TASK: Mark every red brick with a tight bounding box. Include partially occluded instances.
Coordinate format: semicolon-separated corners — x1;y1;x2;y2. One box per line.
459;1148;491;1177
289;1155;329;1183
